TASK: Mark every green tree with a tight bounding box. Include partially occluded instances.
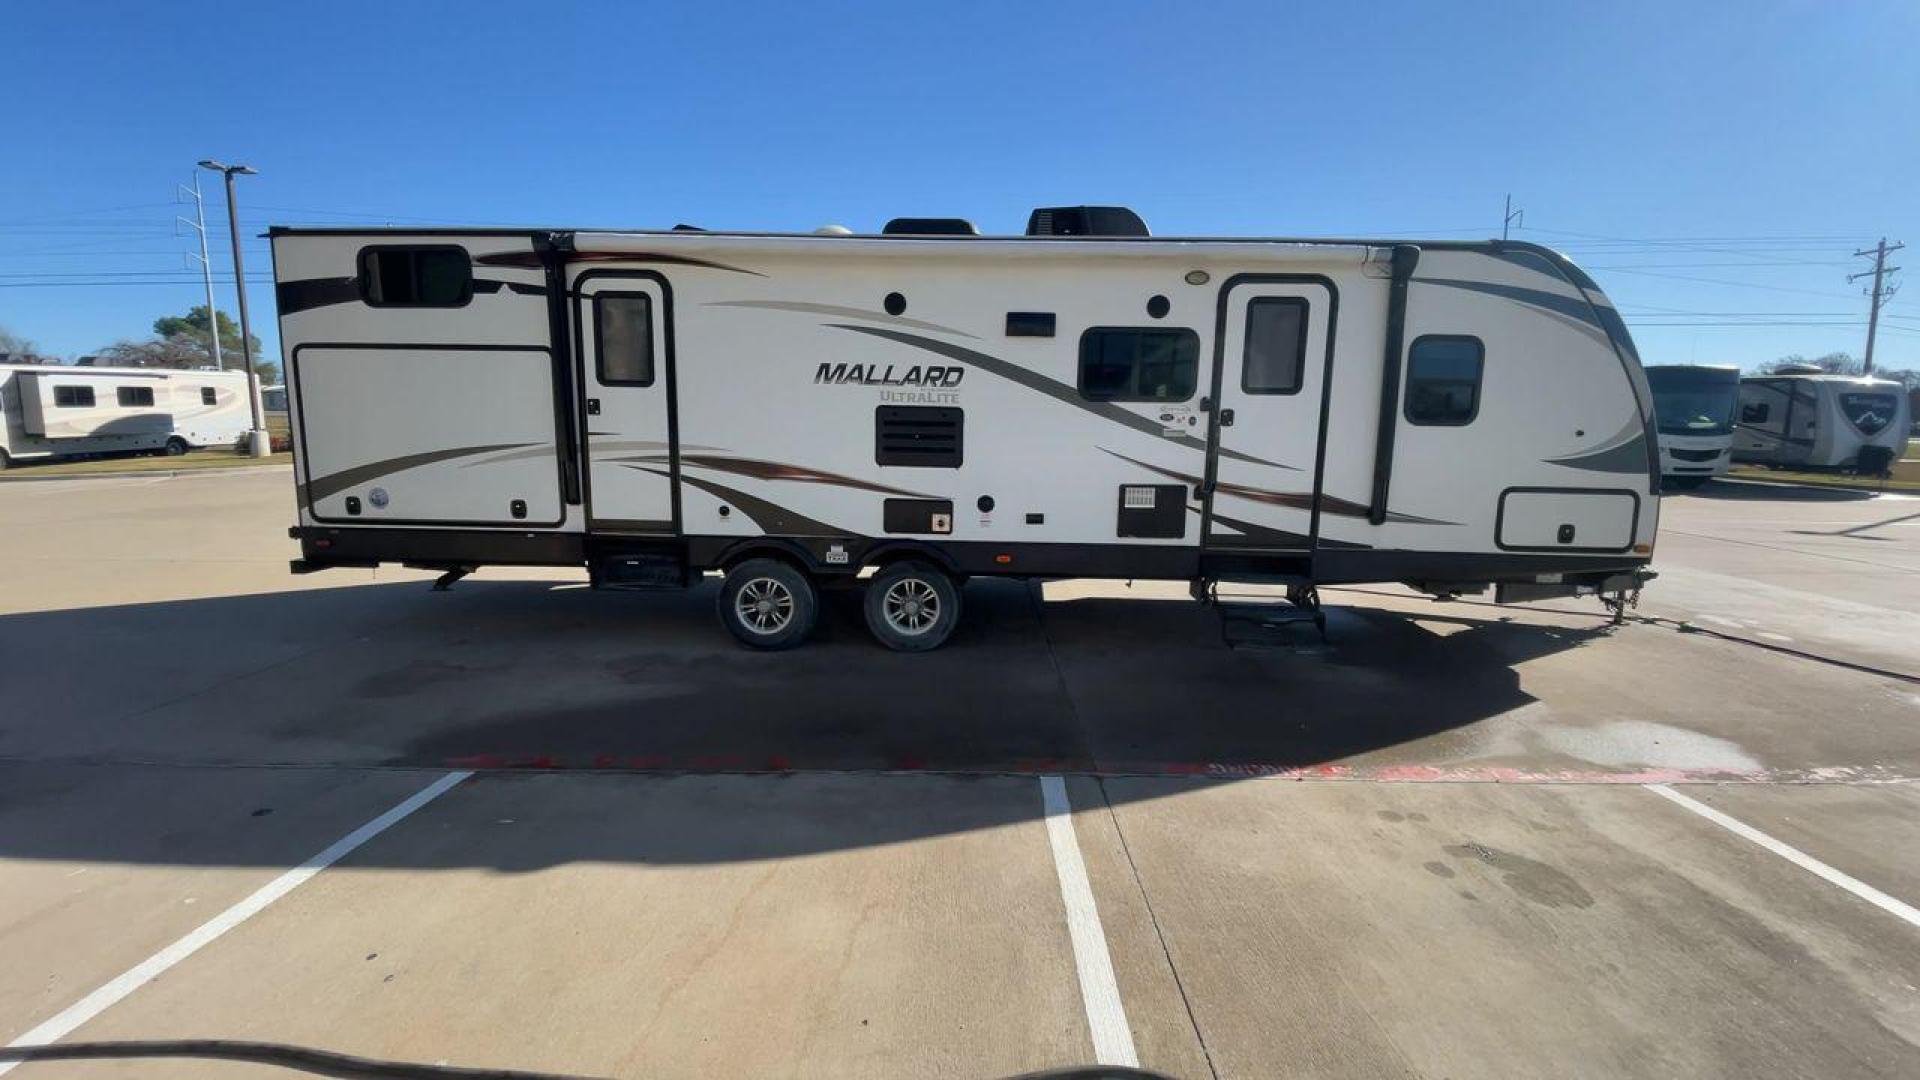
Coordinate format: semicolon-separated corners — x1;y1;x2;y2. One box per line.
150;306;261;366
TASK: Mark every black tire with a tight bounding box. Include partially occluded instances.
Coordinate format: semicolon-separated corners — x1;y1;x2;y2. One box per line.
1663;476;1706;491
0;449;10;472
164;437;189;457
863;561;962;652
716;558;818;650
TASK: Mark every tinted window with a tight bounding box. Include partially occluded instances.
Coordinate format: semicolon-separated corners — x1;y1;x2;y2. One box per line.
594;294;654;386
358;247;472;307
1243;298;1308;394
1405;336;1483;426
1078;328;1199;402
202;387;219;406
1740;401;1770;423
54;385;95;408
117;386;154;407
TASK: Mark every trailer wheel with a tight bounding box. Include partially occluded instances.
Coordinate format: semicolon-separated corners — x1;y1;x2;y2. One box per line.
716;558;818;650
864;561;962;652
164;437;189;456
0;449;10;472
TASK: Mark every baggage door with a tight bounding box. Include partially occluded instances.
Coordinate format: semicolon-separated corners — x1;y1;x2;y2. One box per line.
574;270;676;531
1201;278;1336;551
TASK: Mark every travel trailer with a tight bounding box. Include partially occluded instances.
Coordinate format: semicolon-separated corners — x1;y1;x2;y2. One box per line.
1645;365;1740;488
0;364;252;469
1733;369;1911;473
272;209;1659;650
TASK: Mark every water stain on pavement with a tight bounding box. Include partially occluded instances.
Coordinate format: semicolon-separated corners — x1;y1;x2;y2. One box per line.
1444;841;1595;909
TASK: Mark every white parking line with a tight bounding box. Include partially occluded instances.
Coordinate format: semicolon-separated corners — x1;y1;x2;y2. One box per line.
0;770;472;1075
1645;784;1920;929
1039;775;1138;1068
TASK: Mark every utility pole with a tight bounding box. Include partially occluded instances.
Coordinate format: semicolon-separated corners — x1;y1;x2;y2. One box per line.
176;175;224;372
1848;237;1903;375
199;159;269;457
1502;194;1524;240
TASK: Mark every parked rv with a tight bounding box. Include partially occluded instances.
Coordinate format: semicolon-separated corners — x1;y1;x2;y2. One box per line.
1645;365;1740;489
272;209;1659;650
0;364;252;469
1732;369;1911;473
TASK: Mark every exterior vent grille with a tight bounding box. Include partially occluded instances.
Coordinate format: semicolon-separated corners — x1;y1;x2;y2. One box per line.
1670;447;1722;462
875;405;963;468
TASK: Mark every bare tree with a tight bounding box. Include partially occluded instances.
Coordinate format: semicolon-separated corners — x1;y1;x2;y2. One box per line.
0;326;58;364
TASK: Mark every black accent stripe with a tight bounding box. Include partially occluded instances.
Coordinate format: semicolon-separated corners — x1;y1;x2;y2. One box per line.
1411;276;1603;330
274;276;541;315
1102;448;1455;526
627;466;848;537
479;250;763;276
304;442;538;503
830;324;1294;470
275;277;359;316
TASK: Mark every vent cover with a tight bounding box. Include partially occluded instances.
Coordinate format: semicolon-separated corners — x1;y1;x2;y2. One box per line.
875;405;964;468
1025;206;1150;237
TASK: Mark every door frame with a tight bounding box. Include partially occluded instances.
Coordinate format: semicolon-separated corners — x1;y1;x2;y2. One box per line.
1198;273;1342;554
570;268;681;533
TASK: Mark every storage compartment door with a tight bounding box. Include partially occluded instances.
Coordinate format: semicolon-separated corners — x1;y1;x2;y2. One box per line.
294;344;562;526
1496;488;1639;553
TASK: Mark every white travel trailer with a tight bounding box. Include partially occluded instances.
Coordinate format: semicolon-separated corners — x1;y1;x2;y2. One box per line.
1732;369;1910;473
271;209;1660;650
0;363;252;469
1645;365;1740;489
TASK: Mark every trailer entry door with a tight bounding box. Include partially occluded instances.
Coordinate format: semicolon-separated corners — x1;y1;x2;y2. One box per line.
1202;278;1335;552
574;270;676;532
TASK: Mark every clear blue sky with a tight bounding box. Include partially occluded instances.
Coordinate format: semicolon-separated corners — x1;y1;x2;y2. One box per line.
4;0;1916;372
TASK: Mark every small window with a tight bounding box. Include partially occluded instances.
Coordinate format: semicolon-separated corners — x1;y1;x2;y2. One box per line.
876;405;963;467
202;387;218;406
1243;297;1309;394
54;385;96;408
1740;401;1770;423
117;386;155;407
357;246;472;307
1405;336;1484;426
594;294;655;386
1078;328;1199;402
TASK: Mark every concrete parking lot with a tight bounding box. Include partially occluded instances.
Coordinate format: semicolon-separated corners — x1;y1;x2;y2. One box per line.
1;467;1917;1078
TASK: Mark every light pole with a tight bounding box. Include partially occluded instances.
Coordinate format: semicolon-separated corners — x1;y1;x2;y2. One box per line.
199;159;270;457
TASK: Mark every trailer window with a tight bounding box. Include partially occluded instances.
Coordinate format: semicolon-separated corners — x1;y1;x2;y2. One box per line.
54;385;95;408
357;246;473;307
1242;297;1310;394
1078;328;1199;402
1740;401;1770;423
117;386;155;407
594;294;655;386
202;387;219;406
1405;336;1483;426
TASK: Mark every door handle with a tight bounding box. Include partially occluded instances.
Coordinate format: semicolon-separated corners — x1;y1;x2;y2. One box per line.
586;398;601;415
1220;408;1235;427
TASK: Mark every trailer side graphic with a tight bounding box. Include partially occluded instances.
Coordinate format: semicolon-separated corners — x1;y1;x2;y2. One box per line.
273;214;1659;649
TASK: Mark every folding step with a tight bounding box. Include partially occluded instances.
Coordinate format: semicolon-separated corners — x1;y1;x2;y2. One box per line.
1201;578;1328;648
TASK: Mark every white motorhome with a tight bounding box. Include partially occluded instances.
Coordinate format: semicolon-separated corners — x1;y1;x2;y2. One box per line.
271;209;1659;650
1645;364;1740;489
0;364;252;469
1732;369;1910;473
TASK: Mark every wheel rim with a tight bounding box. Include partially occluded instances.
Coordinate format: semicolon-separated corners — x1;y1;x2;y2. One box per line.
883;578;942;635
734;577;796;634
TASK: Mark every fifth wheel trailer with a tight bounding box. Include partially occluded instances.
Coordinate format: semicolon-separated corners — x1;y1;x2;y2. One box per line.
1732;370;1911;473
272;210;1660;650
0;363;252;469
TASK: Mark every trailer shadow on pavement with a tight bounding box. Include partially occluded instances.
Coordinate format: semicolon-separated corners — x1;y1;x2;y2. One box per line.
0;575;1621;869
